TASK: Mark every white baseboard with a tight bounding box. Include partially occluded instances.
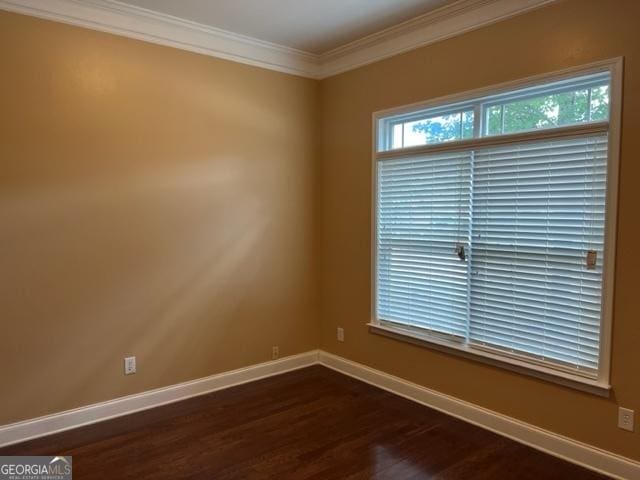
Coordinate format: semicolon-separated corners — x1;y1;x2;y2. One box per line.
1;349;637;480
0;350;319;448
318;351;640;480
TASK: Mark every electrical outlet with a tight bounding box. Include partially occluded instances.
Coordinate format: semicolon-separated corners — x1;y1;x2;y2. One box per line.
272;346;279;360
618;407;635;432
124;356;136;375
337;327;344;342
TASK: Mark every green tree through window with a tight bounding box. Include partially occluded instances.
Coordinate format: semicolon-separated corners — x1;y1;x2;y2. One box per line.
411;84;609;139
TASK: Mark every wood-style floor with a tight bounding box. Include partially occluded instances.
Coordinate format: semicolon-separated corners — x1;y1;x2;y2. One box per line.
0;365;607;479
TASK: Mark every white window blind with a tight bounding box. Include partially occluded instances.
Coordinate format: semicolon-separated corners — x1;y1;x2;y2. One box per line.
377;151;471;339
373;63;619;386
469;134;607;374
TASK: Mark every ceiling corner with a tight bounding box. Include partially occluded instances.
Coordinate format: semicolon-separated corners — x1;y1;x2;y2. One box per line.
0;0;558;80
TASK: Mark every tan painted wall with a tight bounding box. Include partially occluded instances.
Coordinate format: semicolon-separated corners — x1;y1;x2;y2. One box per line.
0;11;319;425
319;0;640;461
2;0;639;462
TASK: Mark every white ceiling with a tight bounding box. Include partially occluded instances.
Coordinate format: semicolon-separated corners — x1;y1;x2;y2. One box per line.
1;0;552;78
116;0;455;54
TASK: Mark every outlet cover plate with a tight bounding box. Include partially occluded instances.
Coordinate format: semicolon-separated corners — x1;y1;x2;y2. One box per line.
124;356;136;375
618;407;635;432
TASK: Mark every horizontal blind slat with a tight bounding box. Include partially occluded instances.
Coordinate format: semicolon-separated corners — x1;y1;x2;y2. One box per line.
469;134;607;372
378;150;472;336
376;132;608;377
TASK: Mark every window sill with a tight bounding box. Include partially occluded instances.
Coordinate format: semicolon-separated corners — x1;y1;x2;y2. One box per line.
367;322;611;398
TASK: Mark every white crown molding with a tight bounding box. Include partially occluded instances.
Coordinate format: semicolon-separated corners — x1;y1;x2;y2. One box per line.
1;0;558;79
317;0;557;78
0;0;320;77
319;351;640;480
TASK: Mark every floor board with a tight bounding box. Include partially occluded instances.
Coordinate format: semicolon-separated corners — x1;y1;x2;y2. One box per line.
0;365;608;479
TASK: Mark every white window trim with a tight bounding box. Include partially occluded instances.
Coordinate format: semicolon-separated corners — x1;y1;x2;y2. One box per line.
370;57;623;396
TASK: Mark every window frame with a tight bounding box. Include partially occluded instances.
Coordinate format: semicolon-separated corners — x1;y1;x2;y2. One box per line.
370;58;623;396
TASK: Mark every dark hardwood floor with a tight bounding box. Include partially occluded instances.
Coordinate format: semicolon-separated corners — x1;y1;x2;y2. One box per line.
0;365;607;479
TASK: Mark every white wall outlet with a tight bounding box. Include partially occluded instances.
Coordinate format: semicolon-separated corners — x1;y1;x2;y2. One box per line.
618;407;635;432
337;327;345;342
272;346;279;360
124;356;136;375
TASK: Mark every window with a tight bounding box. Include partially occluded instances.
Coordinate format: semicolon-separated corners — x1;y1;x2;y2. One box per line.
372;60;621;392
389;108;475;148
483;75;610;136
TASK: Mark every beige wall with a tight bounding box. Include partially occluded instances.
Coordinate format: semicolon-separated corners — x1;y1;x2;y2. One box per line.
2;0;640;462
319;0;640;461
0;11;319;425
